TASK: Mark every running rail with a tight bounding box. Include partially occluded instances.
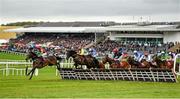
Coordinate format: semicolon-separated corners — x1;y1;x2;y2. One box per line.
173;54;180;76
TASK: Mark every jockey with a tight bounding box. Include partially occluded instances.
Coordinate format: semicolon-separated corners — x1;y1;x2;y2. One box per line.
167;51;176;61
133;50;144;62
119;51;129;62
157;51;161;56
160;51;170;61
34;48;42;57
89;47;99;66
118;47;123;57
79;47;85;55
89;47;97;57
112;47;119;59
34;47;44;65
79;47;89;55
143;51;152;62
84;48;89;55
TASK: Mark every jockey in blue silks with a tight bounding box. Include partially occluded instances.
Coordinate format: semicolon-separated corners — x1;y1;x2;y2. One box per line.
89;47;99;66
118;47;124;57
89;47;97;57
133;50;144;62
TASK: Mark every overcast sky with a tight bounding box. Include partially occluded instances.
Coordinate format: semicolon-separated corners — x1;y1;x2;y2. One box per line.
0;0;180;24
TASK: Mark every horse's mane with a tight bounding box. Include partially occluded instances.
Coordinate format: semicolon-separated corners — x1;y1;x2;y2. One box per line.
29;52;38;57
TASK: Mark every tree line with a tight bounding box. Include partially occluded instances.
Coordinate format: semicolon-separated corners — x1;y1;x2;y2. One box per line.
1;21;44;26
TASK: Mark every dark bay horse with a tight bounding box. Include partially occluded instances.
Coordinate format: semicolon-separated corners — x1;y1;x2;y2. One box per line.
126;56;151;68
66;50;104;69
25;52;62;80
102;55;117;67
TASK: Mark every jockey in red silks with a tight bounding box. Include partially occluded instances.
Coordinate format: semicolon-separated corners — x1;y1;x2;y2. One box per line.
112;47;119;59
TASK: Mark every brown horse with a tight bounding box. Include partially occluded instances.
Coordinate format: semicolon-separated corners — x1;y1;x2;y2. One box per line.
165;60;174;69
66;50;103;69
126;56;142;68
152;55;173;69
102;55;130;69
25;52;62;80
140;59;151;68
102;55;119;68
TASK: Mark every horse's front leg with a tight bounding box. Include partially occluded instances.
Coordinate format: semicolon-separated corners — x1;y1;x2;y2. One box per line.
74;63;78;69
26;66;34;76
29;67;36;80
25;66;29;76
56;63;61;71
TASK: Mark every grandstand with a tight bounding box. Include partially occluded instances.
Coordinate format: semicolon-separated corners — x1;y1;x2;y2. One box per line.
5;22;180;43
3;22;180;54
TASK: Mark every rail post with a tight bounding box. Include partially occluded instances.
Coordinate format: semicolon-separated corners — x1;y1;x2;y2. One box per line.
173;54;180;78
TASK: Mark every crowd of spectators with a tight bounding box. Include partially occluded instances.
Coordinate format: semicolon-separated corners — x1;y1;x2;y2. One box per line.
95;38;178;56
2;33;94;53
0;33;179;57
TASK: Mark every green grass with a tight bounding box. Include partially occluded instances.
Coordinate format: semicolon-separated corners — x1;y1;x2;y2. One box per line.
0;68;180;98
0;52;180;98
0;52;25;60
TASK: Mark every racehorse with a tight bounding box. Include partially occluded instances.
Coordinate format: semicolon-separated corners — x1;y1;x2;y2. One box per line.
140;59;151;68
25;52;62;80
126;56;150;68
66;50;103;69
102;55;117;67
126;56;142;68
102;55;130;69
152;55;173;69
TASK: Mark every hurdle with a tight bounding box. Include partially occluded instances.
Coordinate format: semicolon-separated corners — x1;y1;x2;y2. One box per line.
59;68;177;82
58;54;180;83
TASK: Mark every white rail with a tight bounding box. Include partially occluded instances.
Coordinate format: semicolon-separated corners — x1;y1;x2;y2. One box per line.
0;61;39;76
173;54;180;77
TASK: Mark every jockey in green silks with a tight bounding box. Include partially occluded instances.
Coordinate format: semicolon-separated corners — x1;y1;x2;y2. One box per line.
160;51;171;61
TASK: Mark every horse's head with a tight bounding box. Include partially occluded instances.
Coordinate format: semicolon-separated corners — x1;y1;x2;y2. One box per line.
102;55;109;64
26;52;38;61
102;55;114;65
66;50;77;60
127;56;134;63
152;55;161;63
98;62;105;69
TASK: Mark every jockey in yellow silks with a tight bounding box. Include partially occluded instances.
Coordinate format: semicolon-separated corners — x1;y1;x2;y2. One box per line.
79;47;85;55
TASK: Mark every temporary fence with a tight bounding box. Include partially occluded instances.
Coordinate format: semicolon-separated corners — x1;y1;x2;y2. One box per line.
0;62;38;76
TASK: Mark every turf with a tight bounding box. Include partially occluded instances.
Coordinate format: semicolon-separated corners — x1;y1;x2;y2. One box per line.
0;52;180;98
0;67;180;98
0;52;25;60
